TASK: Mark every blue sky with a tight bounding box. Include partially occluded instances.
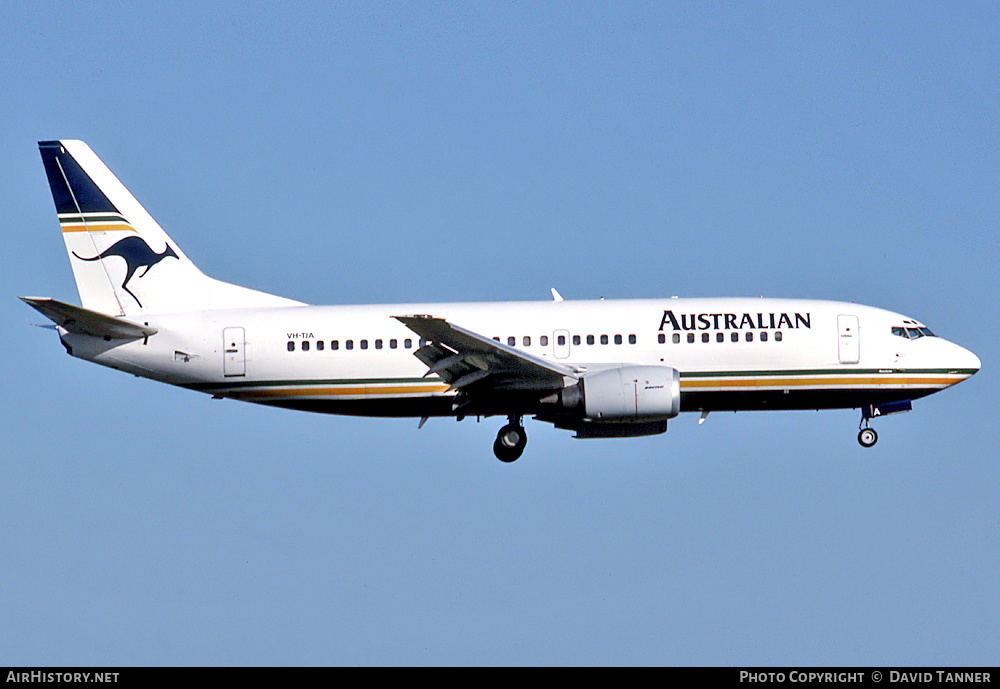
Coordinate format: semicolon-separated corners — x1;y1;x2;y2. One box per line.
1;1;997;665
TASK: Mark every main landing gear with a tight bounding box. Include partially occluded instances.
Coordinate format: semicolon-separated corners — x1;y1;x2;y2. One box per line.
493;416;527;462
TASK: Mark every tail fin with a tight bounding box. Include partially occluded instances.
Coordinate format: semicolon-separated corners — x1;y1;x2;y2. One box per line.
39;140;302;315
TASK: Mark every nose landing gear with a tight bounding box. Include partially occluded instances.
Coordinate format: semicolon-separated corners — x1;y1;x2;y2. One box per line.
494;416;527;462
858;424;878;448
857;399;912;448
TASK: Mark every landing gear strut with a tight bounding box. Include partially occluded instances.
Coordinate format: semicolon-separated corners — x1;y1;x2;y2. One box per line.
494;416;527;462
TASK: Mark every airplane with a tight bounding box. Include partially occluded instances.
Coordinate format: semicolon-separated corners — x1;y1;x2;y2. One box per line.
22;140;981;462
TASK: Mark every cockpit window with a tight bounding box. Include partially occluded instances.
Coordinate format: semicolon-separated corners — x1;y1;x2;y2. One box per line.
892;325;937;340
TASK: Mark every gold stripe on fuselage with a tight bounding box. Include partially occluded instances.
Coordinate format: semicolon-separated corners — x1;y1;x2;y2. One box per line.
680;374;965;391
216;371;968;404
228;383;451;401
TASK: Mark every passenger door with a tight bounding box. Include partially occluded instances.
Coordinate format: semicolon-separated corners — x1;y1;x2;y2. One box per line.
223;327;246;376
837;315;860;364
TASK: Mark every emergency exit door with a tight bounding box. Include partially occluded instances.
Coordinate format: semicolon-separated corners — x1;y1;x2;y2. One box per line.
223;327;246;377
837;315;860;364
553;329;571;359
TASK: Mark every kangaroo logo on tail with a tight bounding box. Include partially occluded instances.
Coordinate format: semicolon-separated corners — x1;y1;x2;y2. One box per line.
73;237;179;308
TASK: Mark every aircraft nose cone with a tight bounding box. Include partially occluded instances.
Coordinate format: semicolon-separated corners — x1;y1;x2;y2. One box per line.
956;345;981;375
968;349;981;374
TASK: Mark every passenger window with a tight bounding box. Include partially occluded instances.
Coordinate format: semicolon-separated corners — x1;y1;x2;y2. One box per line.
731;332;739;343
760;332;768;342
360;340;368;350
601;335;609;345
375;339;382;349
687;333;695;343
673;333;680;344
317;340;325;351
587;335;595;345
523;336;531;346
346;340;354;350
557;335;566;346
389;339;397;349
716;333;724;343
573;335;581;345
404;339;412;349
302;340;310;351
702;333;710;343
507;337;516;347
775;332;783;342
332;340;339;350
628;334;636;345
540;335;548;346
287;341;295;352
745;332;753;342
658;333;666;344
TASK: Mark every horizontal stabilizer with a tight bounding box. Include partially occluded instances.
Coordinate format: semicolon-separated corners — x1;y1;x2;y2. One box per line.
19;297;157;340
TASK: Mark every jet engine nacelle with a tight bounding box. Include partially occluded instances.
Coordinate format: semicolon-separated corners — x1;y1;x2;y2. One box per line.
577;365;681;421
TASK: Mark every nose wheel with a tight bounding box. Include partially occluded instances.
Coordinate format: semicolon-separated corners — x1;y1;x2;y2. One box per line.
858;427;878;448
858;415;878;448
494;417;527;462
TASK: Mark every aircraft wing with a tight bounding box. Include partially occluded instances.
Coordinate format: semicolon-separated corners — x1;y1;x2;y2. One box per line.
394;315;578;391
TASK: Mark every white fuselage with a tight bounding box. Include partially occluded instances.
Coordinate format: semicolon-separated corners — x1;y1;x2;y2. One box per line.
62;297;980;418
